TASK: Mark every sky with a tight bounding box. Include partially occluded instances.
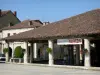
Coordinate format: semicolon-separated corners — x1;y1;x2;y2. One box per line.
0;0;100;22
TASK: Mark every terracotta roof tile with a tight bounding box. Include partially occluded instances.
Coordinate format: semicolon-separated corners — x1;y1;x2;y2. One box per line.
2;19;43;30
0;10;11;16
3;9;100;41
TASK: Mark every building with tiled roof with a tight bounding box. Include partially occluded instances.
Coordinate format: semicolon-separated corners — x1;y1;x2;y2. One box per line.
2;19;43;30
1;19;43;58
4;9;100;41
2;19;43;39
0;9;20;29
0;9;20;53
2;9;100;67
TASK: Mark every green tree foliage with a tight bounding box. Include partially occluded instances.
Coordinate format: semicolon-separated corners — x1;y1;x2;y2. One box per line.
3;48;9;54
14;46;24;58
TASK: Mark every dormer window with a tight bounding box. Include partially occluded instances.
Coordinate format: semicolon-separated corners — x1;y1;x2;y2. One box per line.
8;22;13;27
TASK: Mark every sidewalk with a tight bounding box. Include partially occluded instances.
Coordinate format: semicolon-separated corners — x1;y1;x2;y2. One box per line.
7;62;100;71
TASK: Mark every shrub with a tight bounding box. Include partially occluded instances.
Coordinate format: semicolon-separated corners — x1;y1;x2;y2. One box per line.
46;48;52;53
3;48;9;54
14;46;24;58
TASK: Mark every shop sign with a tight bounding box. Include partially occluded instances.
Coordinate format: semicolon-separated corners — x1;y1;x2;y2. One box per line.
57;38;82;45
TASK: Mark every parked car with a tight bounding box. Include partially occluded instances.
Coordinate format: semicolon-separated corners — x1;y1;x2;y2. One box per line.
0;54;6;63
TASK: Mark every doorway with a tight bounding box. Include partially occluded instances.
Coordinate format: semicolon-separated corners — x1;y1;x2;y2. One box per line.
8;47;12;58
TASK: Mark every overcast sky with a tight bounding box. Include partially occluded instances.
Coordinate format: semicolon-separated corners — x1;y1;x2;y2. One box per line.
0;0;100;22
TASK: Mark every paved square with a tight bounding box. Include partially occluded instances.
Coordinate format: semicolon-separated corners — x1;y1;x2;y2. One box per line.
0;63;100;75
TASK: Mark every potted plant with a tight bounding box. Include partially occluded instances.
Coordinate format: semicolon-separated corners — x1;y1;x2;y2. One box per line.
46;47;52;53
3;48;9;54
83;48;88;53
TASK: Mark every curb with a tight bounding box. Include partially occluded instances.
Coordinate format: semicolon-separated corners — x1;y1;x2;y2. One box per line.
6;62;100;71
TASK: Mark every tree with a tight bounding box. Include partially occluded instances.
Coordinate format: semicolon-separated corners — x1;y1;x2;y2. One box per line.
14;46;24;58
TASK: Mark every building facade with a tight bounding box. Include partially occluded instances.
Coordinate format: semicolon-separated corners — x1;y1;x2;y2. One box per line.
0;9;20;53
1;20;43;59
2;9;100;67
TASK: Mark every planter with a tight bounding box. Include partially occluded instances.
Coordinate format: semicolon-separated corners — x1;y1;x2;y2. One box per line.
5;52;9;62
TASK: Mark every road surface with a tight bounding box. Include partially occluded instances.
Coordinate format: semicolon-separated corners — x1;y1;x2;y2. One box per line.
0;63;100;75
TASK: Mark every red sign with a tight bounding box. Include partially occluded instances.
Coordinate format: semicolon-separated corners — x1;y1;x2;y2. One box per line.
57;38;82;45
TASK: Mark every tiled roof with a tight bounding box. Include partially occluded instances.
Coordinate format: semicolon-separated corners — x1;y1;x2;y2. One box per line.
3;9;100;41
0;10;21;30
2;19;43;30
0;10;11;16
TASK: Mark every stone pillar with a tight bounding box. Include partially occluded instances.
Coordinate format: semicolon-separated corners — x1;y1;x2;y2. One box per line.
6;42;9;62
34;43;37;59
2;43;4;54
12;43;14;58
32;43;34;59
79;45;83;65
84;39;91;67
30;43;33;63
24;42;28;63
76;45;80;65
5;52;9;62
48;40;54;66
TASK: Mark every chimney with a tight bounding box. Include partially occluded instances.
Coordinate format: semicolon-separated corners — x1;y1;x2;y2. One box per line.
0;9;1;17
43;22;49;26
13;11;17;16
28;21;32;26
8;22;13;27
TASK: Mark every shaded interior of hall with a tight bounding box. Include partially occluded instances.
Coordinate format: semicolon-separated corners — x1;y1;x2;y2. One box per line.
9;40;100;67
90;40;100;67
30;44;82;66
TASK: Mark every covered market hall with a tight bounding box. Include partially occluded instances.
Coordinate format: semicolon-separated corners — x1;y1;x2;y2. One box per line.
3;9;100;67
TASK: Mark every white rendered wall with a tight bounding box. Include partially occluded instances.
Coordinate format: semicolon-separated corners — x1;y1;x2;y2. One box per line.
0;32;2;40
2;28;34;54
2;28;33;38
0;32;2;53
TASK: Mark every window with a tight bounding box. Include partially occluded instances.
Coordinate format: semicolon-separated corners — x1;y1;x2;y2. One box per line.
7;33;10;37
13;33;16;35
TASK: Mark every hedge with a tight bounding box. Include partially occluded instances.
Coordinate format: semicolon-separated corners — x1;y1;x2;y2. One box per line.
14;46;24;58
